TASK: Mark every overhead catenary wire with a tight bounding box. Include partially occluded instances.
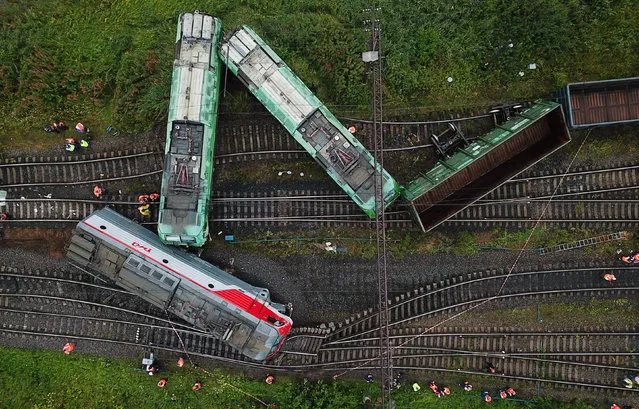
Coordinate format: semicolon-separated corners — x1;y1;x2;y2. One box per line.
331;129;593;379
162;309;273;407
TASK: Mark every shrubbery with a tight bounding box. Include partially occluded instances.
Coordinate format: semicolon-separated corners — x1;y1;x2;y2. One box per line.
0;0;637;145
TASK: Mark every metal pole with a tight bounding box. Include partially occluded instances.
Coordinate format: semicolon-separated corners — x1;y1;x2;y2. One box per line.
365;5;392;408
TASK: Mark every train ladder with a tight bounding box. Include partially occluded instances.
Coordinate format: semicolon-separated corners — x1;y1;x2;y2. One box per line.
539;231;629;255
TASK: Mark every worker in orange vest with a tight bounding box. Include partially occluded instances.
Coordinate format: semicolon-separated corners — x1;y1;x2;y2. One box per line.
93;185;103;199
499;389;508;399
610;404;621;409
265;375;275;384
487;362;496;373
157;378;167;388
177;357;184;368
348;126;356;134
62;343;74;355
138;194;149;204
442;386;450;395
632;252;639;263
505;386;516;396
604;273;616;286
149;193;160;202
192;381;202;391
482;391;492;402
621;255;632;264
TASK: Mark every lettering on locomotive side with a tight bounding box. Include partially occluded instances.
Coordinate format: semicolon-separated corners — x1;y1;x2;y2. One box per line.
132;242;152;253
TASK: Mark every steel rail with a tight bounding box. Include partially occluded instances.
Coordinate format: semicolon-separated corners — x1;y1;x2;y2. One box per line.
0;294;201;330
0;151;159;167
1;170;162;188
0;307;201;333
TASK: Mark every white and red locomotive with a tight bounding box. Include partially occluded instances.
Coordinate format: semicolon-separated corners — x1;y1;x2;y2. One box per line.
66;207;292;361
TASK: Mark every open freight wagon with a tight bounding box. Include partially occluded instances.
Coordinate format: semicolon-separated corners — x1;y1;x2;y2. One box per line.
402;100;571;233
555;77;639;128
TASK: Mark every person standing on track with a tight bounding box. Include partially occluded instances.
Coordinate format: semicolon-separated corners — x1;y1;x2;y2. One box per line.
604;273;616;286
138;204;151;216
93;185;104;199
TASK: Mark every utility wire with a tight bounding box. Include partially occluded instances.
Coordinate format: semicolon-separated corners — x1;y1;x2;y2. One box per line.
332;129;592;378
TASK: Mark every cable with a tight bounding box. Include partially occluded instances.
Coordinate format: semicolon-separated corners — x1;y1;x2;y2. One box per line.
332;129;593;379
163;309;273;407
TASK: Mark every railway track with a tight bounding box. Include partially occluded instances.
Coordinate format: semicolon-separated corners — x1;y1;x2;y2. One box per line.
322;264;639;343
214;111;497;165
278;328;638;392
0;266;170;320
0;196;157;222
0;262;637;397
208;161;639;229
3;161;637;230
0;265;250;361
0;149;163;189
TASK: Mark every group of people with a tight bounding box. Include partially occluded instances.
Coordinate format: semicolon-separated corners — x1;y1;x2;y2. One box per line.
44;120;91;152
138;193;159;216
147;356;202;391
428;381;451;398
620;251;639;264
622;375;639;389
44;121;68;133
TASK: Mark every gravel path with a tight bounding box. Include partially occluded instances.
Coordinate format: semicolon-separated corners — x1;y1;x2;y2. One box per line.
200;242;617;326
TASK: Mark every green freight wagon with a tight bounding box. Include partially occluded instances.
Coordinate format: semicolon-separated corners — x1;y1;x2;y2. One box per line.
402;100;571;232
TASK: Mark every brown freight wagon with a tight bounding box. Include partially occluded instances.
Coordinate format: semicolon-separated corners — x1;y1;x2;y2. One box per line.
556;77;639;128
401;100;571;233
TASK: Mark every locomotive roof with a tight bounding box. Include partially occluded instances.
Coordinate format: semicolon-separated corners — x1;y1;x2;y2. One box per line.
219;26;400;216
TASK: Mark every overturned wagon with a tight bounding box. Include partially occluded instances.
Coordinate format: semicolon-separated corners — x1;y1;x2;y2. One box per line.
402;100;571;233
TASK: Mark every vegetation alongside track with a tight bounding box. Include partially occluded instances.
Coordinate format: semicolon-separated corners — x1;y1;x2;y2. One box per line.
225;227;636;259
0;346;608;409
1;0;638;149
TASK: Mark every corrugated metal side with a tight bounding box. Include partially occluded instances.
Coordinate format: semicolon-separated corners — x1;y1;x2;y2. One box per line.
403;101;571;232
565;77;639;128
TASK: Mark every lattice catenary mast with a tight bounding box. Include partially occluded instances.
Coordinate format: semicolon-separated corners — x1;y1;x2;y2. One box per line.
363;5;393;408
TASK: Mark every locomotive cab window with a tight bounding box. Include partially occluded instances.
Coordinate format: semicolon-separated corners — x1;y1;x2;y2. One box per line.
267;316;282;326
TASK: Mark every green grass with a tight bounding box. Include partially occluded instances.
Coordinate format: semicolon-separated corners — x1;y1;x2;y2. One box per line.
2;0;639;151
0;346;604;409
224;228;636;260
462;298;639;329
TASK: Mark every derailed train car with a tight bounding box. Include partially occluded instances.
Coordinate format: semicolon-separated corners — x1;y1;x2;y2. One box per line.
555;77;639;128
402;100;571;233
219;26;400;218
157;12;223;247
66;208;292;361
